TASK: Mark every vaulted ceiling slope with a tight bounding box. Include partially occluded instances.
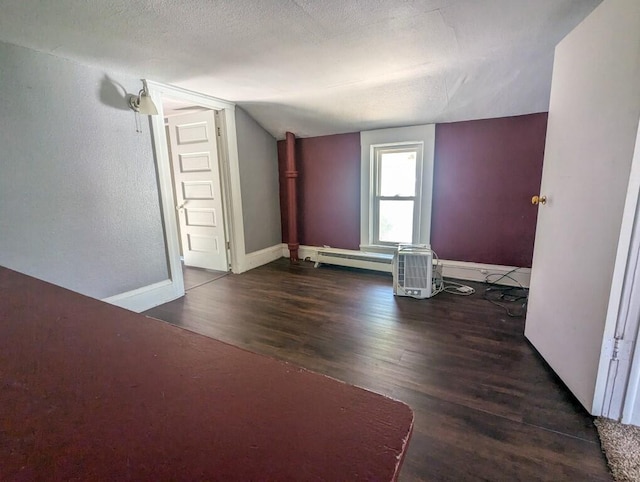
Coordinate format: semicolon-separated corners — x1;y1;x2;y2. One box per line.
0;0;601;139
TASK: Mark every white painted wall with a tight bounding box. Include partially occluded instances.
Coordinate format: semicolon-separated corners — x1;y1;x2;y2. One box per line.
0;41;168;299
235;107;282;253
360;125;435;250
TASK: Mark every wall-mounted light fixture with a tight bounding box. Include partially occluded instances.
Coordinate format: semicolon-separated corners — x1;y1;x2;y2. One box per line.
128;79;158;115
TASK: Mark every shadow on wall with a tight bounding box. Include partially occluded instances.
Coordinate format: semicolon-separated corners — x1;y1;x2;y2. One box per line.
99;75;130;111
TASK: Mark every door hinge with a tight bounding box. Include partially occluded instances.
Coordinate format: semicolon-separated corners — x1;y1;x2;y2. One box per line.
226;241;230;250
217;127;222;137
608;336;634;362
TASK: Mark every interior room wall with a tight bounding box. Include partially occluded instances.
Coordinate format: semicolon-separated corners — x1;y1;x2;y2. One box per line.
278;133;361;250
235;107;282;253
0;41;168;298
431;113;548;267
278;114;548;267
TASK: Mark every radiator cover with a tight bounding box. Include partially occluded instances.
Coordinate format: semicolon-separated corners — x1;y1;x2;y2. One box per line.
314;248;393;273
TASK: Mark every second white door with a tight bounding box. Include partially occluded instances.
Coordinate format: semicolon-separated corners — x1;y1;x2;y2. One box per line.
167;110;228;271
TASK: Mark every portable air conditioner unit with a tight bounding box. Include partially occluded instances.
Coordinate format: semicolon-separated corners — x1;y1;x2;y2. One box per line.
393;245;434;299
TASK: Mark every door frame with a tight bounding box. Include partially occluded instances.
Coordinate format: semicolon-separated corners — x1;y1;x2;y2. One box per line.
166;110;230;271
597;119;640;421
146;81;246;295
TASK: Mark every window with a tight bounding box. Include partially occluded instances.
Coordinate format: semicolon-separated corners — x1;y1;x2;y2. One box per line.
372;144;423;245
360;125;435;251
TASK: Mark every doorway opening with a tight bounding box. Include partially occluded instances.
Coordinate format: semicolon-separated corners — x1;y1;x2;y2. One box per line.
146;81;246;299
163;97;229;276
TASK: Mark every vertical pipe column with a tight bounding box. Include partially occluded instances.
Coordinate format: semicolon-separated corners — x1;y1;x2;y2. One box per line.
285;132;299;262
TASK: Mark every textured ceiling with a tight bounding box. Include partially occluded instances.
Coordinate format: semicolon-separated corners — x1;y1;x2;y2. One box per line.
0;0;601;139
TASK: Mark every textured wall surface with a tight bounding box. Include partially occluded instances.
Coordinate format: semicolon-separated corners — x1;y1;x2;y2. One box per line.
278;133;361;250
235;107;282;253
431;113;548;267
0;41;168;298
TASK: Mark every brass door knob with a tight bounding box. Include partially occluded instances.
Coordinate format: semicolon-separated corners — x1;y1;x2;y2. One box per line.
531;195;547;205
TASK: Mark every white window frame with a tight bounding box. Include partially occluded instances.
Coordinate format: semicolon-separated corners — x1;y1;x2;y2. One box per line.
371;143;424;246
360;125;435;253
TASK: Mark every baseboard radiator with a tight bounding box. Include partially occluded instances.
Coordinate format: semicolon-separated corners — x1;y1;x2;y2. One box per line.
314;248;393;273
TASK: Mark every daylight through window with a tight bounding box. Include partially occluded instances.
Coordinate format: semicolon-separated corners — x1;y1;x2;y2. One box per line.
372;144;423;245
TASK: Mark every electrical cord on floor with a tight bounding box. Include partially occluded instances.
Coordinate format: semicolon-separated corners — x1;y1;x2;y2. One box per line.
443;280;476;296
430;249;445;297
483;268;529;317
396;248;524;309
431;250;475;297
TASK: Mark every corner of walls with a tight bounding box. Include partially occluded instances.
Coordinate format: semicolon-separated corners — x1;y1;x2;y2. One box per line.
277;132;361;250
102;279;183;313
237;244;285;273
280;243;318;262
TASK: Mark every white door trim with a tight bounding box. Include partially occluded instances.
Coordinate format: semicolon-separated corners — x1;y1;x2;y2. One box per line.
597;118;640;420
146;81;246;292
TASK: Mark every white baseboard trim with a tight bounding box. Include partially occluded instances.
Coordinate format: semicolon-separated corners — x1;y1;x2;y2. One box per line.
237;244;285;273
439;259;530;288
281;245;531;287
280;243;320;262
102;279;183;313
300;244;320;262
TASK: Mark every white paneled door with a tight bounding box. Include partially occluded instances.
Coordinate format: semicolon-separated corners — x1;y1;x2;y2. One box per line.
167;110;228;271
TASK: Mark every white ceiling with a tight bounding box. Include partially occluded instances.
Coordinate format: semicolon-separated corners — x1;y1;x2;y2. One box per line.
0;0;601;139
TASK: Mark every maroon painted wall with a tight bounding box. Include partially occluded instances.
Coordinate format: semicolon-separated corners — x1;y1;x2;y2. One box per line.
431;113;547;267
278;133;361;250
279;113;547;267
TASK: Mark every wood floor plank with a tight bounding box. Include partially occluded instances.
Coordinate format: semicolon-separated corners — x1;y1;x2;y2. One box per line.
145;259;611;481
182;266;228;290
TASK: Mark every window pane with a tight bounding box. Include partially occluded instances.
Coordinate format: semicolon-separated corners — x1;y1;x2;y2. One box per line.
380;151;416;197
379;200;413;243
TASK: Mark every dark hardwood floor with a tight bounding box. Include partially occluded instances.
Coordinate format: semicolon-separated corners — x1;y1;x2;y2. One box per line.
145;259;611;481
182;265;228;290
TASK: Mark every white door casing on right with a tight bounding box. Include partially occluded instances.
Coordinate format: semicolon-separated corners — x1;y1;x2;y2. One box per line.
524;0;640;414
167;110;229;272
602;113;640;423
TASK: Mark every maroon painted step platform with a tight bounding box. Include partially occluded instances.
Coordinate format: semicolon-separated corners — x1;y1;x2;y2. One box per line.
0;267;413;481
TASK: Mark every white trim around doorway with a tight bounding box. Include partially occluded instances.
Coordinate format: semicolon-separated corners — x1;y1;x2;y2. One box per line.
596;118;640;422
146;81;247;300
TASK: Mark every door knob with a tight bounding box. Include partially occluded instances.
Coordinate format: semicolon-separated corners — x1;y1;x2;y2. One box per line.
531;195;547;205
176;202;187;211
